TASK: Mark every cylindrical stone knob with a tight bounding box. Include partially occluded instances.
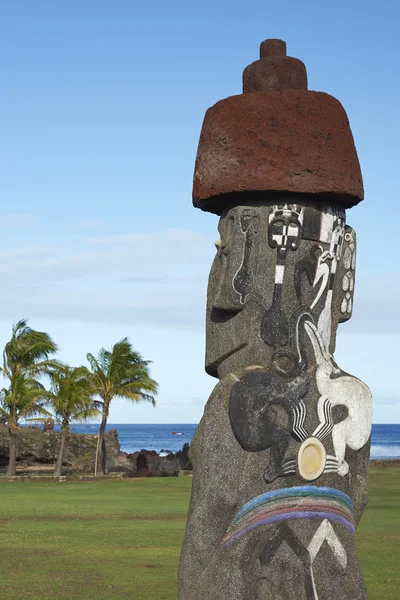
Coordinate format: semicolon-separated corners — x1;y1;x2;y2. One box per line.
260;39;287;58
243;38;308;93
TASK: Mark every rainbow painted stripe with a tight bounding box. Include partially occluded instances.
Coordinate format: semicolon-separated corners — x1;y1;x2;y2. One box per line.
222;486;355;547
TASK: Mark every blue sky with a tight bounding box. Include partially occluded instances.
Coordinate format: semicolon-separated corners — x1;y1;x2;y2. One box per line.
0;1;399;423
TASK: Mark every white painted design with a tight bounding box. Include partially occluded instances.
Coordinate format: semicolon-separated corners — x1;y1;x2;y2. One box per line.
347;296;352;313
306;519;347;600
293;399;309;442
317;219;344;349
282;459;296;476
310;210;345;351
268;204;304;250
341;289;353;314
310;250;330;310
323;455;340;474
275;264;285;284
312;398;334;442
319;208;336;243
308;519;347;569
287;224;299;238
304;321;372;476
316;287;334;352
341;229;356;314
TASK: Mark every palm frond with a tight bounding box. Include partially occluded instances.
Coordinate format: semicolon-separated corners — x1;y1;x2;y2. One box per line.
86;353;107;385
71;408;101;422
0;373;50;424
3;319;58;380
44;363;99;430
86;338;158;407
0;406;9;420
28;411;56;423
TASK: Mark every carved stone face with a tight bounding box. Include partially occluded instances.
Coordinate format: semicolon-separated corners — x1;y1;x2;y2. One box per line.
205;199;354;377
205;198;370;485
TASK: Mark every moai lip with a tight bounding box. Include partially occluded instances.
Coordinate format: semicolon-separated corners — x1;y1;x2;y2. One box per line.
179;40;371;600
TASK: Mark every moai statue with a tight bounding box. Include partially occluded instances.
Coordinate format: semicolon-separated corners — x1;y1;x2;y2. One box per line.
179;39;372;600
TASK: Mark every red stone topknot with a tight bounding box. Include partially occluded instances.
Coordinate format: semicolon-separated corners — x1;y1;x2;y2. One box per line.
193;39;364;214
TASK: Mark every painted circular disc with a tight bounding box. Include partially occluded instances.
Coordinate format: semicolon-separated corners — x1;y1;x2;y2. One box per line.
298;437;326;481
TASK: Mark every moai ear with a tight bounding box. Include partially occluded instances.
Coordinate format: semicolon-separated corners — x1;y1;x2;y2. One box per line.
211;207;260;312
335;225;356;323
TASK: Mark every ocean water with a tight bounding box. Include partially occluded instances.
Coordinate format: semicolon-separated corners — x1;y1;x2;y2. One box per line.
69;423;198;454
369;424;400;460
65;423;400;459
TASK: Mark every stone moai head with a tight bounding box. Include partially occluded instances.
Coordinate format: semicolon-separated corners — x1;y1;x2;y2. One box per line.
194;39;370;482
194;40;363;379
180;39;371;600
205;201;356;377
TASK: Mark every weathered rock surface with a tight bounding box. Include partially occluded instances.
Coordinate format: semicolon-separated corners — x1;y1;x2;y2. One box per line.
243;39;308;93
126;444;192;477
0;424;120;471
193;91;363;213
0;425;192;476
180;200;371;599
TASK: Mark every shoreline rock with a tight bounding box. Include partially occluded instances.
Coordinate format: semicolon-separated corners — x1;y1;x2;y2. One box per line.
0;423;120;472
0;425;192;476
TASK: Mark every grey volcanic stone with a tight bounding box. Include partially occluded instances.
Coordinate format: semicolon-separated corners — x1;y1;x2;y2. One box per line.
0;424;120;472
179;200;371;600
127;444;192;477
181;40;371;599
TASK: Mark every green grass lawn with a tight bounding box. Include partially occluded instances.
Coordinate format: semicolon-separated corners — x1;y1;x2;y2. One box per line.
0;468;398;600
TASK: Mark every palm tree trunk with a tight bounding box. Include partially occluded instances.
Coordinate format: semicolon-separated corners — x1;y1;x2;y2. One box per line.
7;428;17;476
55;427;67;477
96;409;108;476
94;432;101;476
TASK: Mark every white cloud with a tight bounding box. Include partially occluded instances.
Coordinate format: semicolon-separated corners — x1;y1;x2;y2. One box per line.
2;288;206;329
0;229;215;281
0;229;215;328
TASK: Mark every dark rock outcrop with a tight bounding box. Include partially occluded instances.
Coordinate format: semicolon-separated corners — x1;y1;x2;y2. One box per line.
0;425;192;476
0;424;120;471
126;443;192;477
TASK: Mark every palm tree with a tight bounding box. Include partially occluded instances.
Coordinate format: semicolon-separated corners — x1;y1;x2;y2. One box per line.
0;375;49;475
46;364;101;476
2;319;58;380
0;319;58;476
86;338;158;476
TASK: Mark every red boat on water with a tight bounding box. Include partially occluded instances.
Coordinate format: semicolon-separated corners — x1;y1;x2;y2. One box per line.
172;431;184;435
